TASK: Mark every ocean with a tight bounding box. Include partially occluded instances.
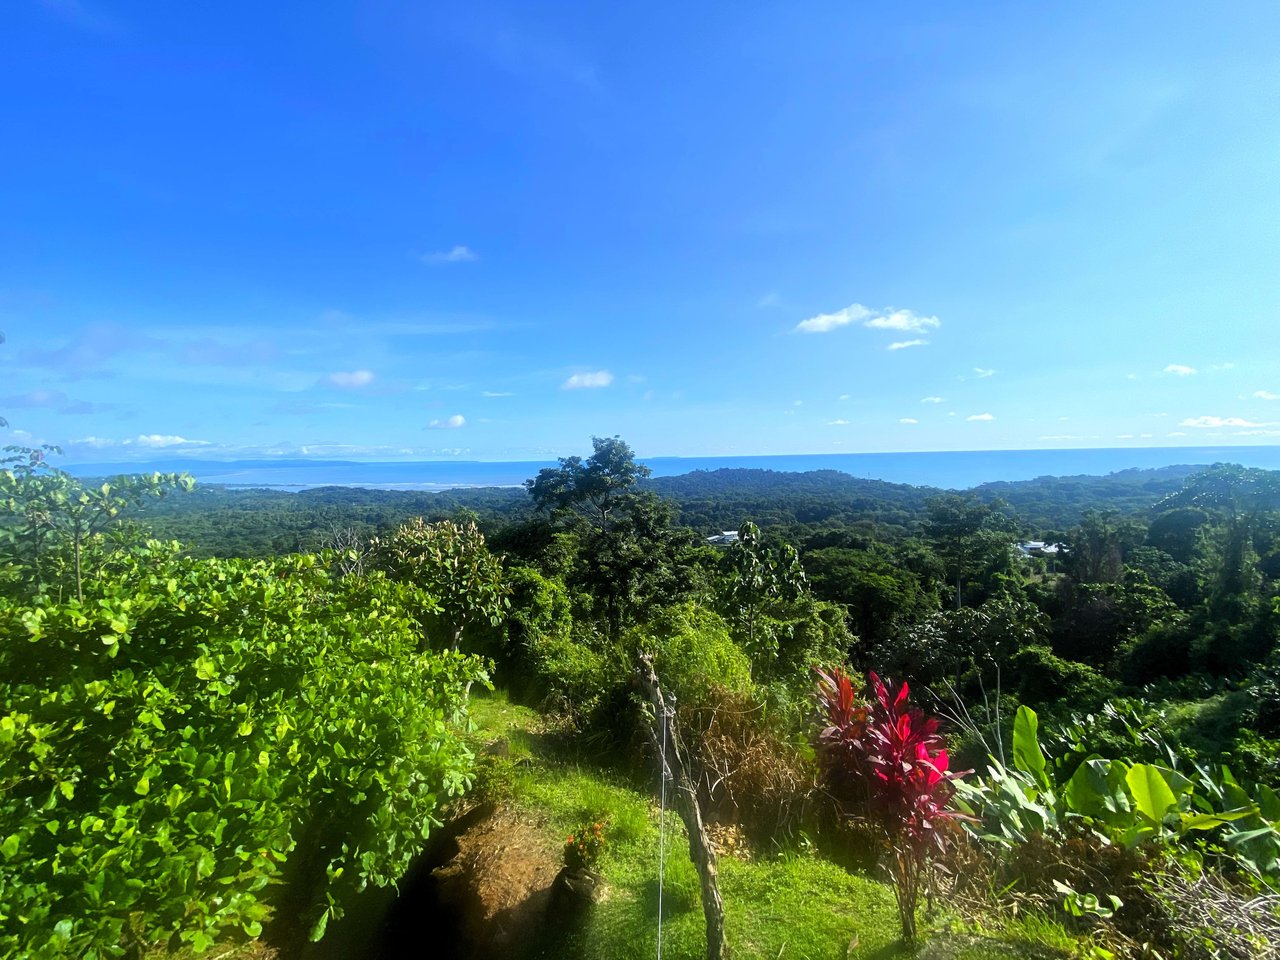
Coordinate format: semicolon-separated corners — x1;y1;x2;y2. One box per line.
62;445;1280;492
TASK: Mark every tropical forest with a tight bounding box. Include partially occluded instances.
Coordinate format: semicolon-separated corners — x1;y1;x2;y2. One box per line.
5;435;1280;959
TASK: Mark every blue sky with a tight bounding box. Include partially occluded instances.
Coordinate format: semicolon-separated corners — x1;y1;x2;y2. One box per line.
2;1;1279;462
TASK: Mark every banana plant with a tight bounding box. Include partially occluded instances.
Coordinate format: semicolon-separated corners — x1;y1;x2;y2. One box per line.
958;705;1280;887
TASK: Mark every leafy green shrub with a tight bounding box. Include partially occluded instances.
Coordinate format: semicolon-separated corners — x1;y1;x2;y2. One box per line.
1007;644;1115;712
1118;619;1194;683
0;545;485;958
640;602;753;704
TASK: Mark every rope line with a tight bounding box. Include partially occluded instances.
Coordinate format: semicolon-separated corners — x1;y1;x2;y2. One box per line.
656;697;669;960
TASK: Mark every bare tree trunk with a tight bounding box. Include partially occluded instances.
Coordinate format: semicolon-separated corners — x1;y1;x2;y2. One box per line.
635;655;727;960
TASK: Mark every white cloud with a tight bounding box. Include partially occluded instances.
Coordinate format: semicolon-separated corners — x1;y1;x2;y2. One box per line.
967;413;995;421
793;400;803;406
973;368;996;379
562;370;614;389
921;396;945;404
794;303;940;339
422;245;478;264
326;369;375;388
1180;415;1271;429
865;309;941;334
1039;435;1080;441
73;435;118;449
794;304;871;334
899;418;919;424
1164;364;1197;376
1255;390;1280;401
1210;362;1235;371
426;414;467;430
828;419;851;425
482;390;514;398
135;434;211;448
838;394;851;401
1235;429;1280;437
888;339;929;351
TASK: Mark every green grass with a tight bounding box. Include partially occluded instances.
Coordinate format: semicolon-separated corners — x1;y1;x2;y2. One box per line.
464;689;1079;960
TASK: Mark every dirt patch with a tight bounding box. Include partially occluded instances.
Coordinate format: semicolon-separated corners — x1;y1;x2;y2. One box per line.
392;805;564;960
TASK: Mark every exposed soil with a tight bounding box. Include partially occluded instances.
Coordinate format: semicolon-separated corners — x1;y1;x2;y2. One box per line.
378;803;564;960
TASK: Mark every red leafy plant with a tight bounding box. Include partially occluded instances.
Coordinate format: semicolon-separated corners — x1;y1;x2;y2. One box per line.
815;666;970;942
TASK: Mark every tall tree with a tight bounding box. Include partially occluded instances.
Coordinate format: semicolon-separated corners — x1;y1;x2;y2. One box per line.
923;495;1017;609
525;436;651;531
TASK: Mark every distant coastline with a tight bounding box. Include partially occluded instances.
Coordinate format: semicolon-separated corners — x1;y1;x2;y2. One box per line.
60;445;1280;492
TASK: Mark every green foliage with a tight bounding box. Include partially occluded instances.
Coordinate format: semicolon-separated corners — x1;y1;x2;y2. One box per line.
959;704;1280;888
1007;645;1115;712
564;819;607;870
525;435;651;530
866;596;1046;686
372;516;510;651
0;543;485;958
924;494;1021;608
639;602;754;704
804;543;939;644
720;521;808;664
0;446;193;601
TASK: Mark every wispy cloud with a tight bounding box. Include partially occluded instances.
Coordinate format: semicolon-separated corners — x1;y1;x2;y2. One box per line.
967;413;996;421
1180;415;1271;429
864;309;941;334
921;396;945;403
827;418;851;425
326;369;376;389
0;388;114;415
1254;390;1279;401
1210;362;1235;371
793;304;871;334
973;368;996;379
135;434;210;448
23;323;164;376
179;337;279;366
421;245;478;265
899;418;919;424
481;390;515;398
793;304;940;337
426;414;467;429
1039;434;1081;441
757;292;783;309
888;339;928;351
1164;364;1197;376
562;370;613;389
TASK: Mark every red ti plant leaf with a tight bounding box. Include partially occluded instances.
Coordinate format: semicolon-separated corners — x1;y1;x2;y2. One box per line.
814;666;971;942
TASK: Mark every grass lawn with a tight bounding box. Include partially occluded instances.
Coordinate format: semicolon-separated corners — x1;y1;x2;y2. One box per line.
466;692;1080;960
